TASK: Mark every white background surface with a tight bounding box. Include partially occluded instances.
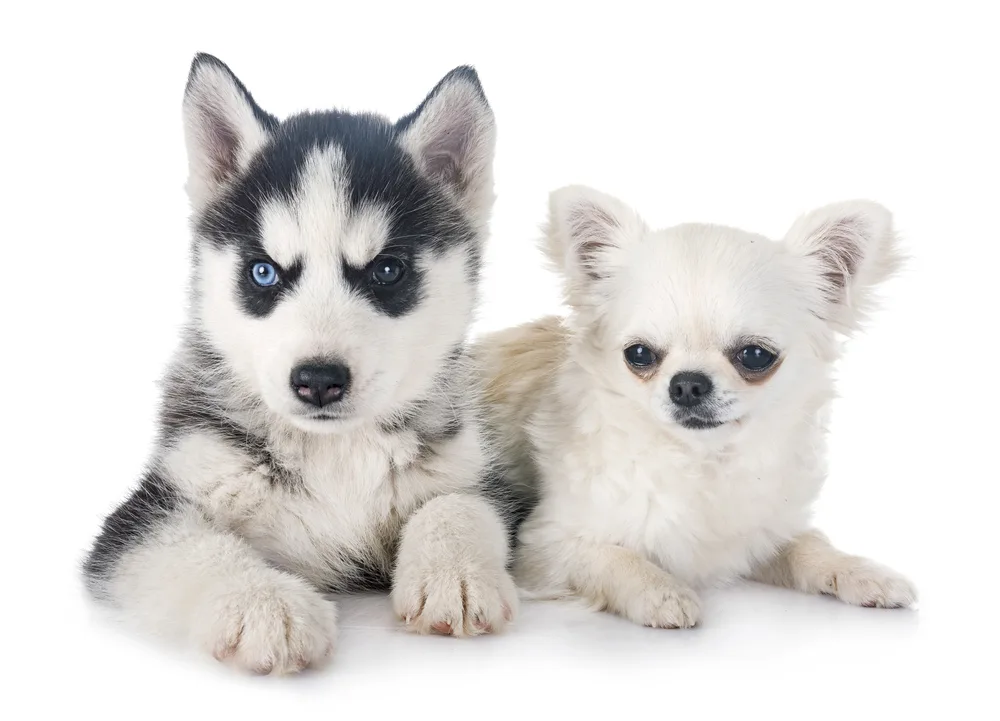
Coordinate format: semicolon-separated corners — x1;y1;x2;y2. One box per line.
3;1;998;718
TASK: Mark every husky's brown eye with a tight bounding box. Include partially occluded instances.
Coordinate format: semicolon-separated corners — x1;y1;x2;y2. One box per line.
736;345;776;371
370;256;405;286
624;344;657;367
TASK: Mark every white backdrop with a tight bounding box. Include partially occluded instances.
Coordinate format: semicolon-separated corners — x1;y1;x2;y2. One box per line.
2;1;997;717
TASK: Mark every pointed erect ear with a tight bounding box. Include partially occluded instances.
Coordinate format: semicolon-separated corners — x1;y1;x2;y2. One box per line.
397;66;496;227
183;54;278;211
544;185;648;286
784;200;902;333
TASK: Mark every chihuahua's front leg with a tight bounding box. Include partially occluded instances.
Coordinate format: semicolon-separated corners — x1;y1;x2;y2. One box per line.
516;532;701;629
391;493;518;636
750;530;916;608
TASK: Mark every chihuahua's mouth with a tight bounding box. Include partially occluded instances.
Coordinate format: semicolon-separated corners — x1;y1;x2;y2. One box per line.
675;414;725;430
679;417;725;430
289;408;355;428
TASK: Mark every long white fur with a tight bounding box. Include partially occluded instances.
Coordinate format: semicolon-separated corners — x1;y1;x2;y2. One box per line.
476;186;916;628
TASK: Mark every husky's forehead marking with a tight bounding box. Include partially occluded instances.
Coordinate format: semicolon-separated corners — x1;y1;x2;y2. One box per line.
257;145;354;269
196;111;478;319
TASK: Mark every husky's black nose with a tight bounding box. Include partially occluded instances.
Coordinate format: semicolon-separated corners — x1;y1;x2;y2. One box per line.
290;362;351;407
669;371;713;407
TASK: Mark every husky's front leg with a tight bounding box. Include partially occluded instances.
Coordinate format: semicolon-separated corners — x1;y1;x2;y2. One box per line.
750;530;916;608
392;493;518;636
85;478;337;674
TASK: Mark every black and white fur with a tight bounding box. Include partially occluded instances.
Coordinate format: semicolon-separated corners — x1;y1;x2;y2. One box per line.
84;54;524;674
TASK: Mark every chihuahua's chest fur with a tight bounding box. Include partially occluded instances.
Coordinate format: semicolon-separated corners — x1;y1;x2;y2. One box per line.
526;393;825;586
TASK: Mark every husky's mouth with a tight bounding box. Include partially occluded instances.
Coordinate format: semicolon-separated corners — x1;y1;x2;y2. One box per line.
302;412;348;422
289;409;354;427
286;409;361;435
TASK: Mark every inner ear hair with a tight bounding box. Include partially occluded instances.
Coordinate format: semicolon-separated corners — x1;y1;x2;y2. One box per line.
812;217;867;297
183;54;277;210
397;66;495;216
567;202;622;281
784;200;899;333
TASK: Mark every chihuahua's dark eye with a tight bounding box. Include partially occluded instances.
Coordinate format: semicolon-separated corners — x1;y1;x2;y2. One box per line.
736;345;776;371
370;256;405;286
624;344;657;368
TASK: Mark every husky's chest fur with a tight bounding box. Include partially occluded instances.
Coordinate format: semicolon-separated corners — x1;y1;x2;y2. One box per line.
156;337;490;592
162;417;487;591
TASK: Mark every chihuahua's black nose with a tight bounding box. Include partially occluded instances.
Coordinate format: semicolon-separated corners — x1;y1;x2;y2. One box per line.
290;362;350;407
669;371;713;407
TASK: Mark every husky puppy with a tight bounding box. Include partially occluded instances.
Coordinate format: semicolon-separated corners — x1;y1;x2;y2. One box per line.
83;54;523;674
475;186;916;628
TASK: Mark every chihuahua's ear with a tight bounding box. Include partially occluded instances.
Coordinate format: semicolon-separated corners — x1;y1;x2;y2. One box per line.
397;66;496;231
183;54;278;212
544;185;647;301
784;200;902;334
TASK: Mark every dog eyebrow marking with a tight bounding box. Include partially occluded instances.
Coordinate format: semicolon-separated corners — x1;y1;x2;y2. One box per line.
340;203;395;268
254;145;353;269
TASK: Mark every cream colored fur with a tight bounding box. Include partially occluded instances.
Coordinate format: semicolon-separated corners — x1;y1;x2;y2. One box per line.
475;186;916;628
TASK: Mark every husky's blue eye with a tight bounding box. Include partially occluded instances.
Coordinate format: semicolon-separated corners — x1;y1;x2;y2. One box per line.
624;344;657;368
371;256;405;286
250;262;278;287
736;345;776;371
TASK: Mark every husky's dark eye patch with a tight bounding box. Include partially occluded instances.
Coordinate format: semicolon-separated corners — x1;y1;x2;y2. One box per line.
235;254;302;317
370;256;406;286
343;253;423;317
250;261;279;287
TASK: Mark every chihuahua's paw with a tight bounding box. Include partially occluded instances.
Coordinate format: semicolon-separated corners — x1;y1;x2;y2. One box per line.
392;560;518;637
199;572;337;674
621;576;701;629
823;560;916;608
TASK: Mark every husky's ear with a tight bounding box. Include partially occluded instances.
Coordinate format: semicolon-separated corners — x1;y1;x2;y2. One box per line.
784;200;902;334
397;66;496;229
183;54;277;212
544;185;647;296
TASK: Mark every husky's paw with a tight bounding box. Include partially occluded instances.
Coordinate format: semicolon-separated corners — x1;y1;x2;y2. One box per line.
203;464;271;526
391;561;518;637
822;561;916;608
621;576;701;629
199;573;337;674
